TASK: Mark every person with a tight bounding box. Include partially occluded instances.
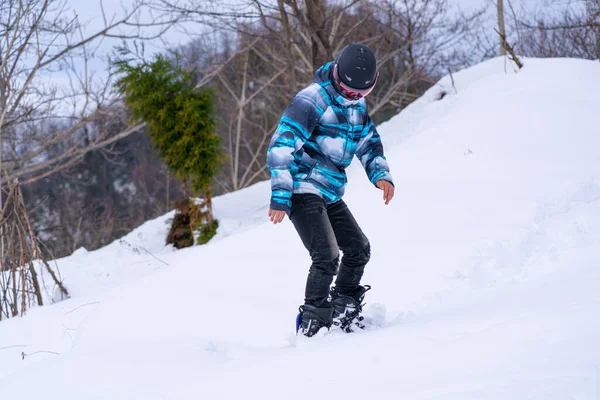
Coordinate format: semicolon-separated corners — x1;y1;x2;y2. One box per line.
266;44;395;337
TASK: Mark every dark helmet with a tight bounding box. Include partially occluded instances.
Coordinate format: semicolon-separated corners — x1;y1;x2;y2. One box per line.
334;44;378;90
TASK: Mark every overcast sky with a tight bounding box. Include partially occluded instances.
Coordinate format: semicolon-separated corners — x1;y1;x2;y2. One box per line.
51;0;551;114
66;0;195;72
66;0;551;69
43;0;204;114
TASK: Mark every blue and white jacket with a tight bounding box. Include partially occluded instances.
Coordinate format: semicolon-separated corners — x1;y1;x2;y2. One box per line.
267;62;393;212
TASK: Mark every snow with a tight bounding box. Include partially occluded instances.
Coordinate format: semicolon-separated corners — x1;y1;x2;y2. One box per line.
2;57;600;399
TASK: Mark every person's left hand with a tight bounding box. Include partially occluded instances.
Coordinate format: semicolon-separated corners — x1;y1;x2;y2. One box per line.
376;180;395;205
268;208;287;224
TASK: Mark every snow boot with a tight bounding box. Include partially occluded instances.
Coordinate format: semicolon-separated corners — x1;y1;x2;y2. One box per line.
331;285;371;332
296;304;334;337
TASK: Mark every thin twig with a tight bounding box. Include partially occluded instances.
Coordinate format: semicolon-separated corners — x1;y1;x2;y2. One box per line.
64;301;102;316
21;350;61;359
0;344;27;352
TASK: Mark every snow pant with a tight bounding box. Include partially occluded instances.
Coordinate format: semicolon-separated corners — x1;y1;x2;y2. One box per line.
289;193;371;307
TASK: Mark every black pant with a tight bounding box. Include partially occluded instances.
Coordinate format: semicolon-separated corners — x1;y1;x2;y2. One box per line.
289;193;371;307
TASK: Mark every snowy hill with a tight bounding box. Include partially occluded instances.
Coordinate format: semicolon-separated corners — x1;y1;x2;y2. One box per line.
2;57;600;399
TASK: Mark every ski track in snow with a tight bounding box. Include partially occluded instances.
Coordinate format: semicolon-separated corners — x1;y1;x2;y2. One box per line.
1;57;600;399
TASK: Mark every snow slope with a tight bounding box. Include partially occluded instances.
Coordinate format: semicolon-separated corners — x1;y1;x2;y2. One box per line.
2;57;600;399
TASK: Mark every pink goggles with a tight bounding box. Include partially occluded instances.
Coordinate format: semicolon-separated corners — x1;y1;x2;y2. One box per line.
333;64;379;100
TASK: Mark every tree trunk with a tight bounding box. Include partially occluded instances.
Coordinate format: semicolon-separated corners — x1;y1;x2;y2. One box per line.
596;22;600;61
305;0;330;70
205;187;213;225
278;0;298;91
183;180;189;199
497;0;507;56
166;169;170;212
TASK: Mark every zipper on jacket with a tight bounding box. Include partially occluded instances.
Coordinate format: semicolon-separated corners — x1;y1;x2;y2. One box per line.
340;111;352;164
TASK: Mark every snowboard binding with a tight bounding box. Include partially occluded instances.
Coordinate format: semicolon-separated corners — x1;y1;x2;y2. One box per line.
331;285;371;333
295;304;334;337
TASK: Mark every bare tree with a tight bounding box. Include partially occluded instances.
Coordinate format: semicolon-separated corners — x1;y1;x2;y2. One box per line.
0;179;68;320
367;0;481;116
0;0;183;188
0;0;185;306
211;39;282;191
519;0;600;60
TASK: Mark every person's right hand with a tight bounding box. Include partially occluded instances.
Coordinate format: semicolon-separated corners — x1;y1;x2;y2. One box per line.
268;209;286;224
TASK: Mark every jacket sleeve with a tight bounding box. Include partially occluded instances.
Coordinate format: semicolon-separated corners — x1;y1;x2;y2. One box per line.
355;114;394;187
267;88;323;212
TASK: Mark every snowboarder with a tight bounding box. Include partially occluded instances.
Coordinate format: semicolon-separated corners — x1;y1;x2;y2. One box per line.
267;44;395;337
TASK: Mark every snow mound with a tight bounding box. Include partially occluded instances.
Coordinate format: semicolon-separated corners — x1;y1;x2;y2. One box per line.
1;57;599;399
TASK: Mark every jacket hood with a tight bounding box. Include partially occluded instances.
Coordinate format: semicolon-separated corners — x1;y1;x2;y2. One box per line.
314;62;362;107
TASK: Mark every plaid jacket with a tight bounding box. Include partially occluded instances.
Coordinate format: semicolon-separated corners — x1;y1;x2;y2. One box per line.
267;62;393;212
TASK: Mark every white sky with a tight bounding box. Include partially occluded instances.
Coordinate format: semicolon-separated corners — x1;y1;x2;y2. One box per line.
66;0;549;72
44;0;204;114
52;0;552;115
66;0;197;72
